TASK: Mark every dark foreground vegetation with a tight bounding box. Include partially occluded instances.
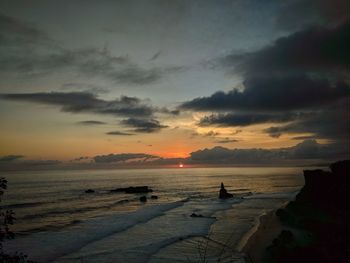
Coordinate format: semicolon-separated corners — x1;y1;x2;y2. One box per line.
1;178;35;263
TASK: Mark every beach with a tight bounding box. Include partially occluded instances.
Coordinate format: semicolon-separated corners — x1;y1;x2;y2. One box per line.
242;161;350;263
241;207;285;263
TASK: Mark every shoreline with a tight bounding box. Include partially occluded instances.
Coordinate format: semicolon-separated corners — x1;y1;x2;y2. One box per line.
239;203;288;263
239;160;350;263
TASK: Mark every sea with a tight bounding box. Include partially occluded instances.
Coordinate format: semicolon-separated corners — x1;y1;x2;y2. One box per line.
1;167;306;263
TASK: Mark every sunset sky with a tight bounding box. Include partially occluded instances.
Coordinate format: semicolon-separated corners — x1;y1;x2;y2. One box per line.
0;0;350;167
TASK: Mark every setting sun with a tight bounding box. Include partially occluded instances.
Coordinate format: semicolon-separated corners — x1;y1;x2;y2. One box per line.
179;163;184;168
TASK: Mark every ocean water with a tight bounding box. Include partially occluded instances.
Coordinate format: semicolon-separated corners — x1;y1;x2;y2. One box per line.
1;167;305;262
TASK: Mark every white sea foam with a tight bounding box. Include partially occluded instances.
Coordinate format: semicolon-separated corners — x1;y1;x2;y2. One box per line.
244;191;299;200
5;200;187;262
53;197;241;263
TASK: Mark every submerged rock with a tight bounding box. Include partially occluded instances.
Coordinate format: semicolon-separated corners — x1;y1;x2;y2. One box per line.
219;182;233;199
151;195;158;199
139;196;147;202
190;213;203;218
110;186;153;194
85;189;95;193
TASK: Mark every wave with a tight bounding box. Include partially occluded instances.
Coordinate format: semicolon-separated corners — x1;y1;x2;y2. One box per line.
4;188;134;211
5;200;188;263
53;197;242;263
18;219;83;235
19;198;133;221
232;188;250;192
1;201;48;209
244;191;299;200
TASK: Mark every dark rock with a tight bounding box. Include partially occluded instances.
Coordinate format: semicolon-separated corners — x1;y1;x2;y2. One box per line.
139;196;147;202
85;189;95;193
296;160;350;211
219;182;233;199
110;186;153;194
190;213;203;218
151;195;158;199
271;160;350;263
110;188;124;193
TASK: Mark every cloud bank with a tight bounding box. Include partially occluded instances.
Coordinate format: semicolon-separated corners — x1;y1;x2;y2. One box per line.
93;153;159;163
181;19;350;146
189;140;346;164
2;140;348;171
1;92;172;133
0;13;183;85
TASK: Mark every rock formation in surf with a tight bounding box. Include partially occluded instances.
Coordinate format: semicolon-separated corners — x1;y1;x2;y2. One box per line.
110;186;153;194
219;182;233;199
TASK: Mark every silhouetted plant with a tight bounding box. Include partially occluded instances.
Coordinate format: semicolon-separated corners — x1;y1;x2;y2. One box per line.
189;231;245;263
0;177;32;263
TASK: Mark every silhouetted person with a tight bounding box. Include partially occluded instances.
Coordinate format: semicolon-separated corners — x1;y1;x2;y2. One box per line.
219;182;233;199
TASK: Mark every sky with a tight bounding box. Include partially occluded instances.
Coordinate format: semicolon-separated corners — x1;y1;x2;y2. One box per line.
0;0;350;168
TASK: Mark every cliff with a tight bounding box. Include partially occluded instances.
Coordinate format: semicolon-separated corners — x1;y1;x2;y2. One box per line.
266;160;350;263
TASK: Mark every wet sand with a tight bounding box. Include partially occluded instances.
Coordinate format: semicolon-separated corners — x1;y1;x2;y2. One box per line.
241;208;284;263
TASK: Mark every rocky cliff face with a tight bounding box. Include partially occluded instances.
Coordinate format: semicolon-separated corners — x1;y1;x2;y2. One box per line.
269;160;350;263
297;160;350;212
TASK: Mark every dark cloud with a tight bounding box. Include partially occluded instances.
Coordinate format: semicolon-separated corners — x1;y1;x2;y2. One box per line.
0;13;52;47
316;0;350;24
61;83;110;94
150;51;162;61
190;140;346;164
292;135;318;140
264;126;283;138
214;138;239;144
106;131;134;136
209;20;350;130
0;158;61;171
199;112;297;127
264;98;350;142
1;92;155;118
276;0;350;31
72;156;90;162
158;107;180;115
183;19;350;147
222;20;350;77
120;118;168;133
275;1;323;31
206;131;220;136
0;46;167;84
24;160;61;166
109;66;161;85
77;120;106;125
1;91;172;133
290;139;325;159
202;131;220;137
0;14;183;84
2;139;347;170
181;75;350;112
93;153;159;163
189;130;220;139
0;155;24;162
